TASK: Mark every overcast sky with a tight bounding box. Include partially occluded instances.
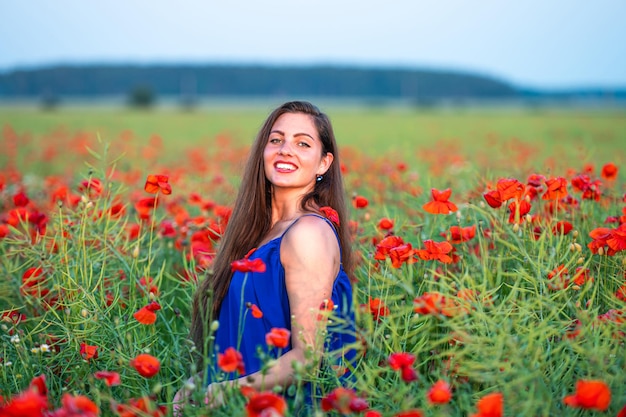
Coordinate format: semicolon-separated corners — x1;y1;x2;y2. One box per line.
1;0;625;89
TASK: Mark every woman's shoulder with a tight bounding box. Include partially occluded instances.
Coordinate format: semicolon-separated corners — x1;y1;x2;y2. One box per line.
281;213;339;254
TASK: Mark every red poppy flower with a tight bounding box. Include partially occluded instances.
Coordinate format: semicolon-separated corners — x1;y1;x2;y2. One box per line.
80;343;99;361
601;162;618;180
137;276;159;296
506;199;531;224
321;387;369;414
607;224;626;252
442;225;476;244
423;188;458;214
368;297;390;321
471;392;503;417
415;240;453;263
427;380;452;404
483;190;503;208
135;197;158;219
317;299;334;321
78;178;103;197
0;224;10;239
115;396;167;417
389;243;416;268
377;217;394;230
231;249;267;273
52;393;99;417
388;352;419;383
388;352;415;370
563;379;611;411
1;309;27;325
133;301;162;325
353;195;369;209
542;177;568;201
497;178;525;201
144;174;172;195
374;235;405;261
365;411;382;417
552;220;573;235
265;327;290;349
413;292;455;317
21;267;49;297
320;206;340;226
13;190;30;207
130;353;160;378
394;410;424;417
249;303;263;318
94;370;121;387
246;391;287;417
0;387;48;417
218;347;246;374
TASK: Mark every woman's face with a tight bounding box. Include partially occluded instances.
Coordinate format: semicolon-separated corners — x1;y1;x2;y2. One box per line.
263;112;333;193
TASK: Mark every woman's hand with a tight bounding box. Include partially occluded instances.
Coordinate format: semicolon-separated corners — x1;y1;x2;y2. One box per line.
172;376;196;417
204;382;226;408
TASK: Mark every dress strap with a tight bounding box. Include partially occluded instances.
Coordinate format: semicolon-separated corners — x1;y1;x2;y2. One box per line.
280;213;342;260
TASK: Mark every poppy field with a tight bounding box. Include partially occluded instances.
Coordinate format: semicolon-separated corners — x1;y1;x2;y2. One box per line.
0;107;625;416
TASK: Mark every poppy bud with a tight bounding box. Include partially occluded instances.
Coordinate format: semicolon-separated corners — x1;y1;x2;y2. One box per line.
132;245;140;258
572;230;579;238
574;243;582;252
598;247;604;256
512;223;520;233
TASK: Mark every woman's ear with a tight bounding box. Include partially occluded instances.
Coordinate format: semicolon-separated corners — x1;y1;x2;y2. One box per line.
318;152;334;176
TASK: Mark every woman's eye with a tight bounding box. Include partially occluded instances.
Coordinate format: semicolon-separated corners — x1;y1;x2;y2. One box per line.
269;138;281;144
298;142;311;148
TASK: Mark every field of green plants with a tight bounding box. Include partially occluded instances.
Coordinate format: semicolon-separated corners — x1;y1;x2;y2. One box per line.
0;105;625;417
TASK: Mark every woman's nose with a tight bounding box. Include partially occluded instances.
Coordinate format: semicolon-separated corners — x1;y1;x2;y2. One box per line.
278;141;293;156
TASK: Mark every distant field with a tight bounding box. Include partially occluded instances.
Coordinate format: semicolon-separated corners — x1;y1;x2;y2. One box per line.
1;105;625;177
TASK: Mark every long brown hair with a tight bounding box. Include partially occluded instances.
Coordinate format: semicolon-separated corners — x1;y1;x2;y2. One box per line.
189;101;353;359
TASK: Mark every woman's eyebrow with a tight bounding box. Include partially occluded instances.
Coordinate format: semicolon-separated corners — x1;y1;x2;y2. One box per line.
269;130;316;140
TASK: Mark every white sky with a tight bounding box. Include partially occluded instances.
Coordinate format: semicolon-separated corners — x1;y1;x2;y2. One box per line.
1;0;625;89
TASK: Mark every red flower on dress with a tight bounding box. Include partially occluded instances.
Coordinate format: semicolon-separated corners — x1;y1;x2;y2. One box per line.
423;188;458;214
246;391;287;417
94;370;121;387
231;249;267;273
426;380;452;404
130;353;160;378
144;174;172;195
133;301;162;325
249;303;263;318
265;327;290;349
471;392;503;417
218;347;246;374
563;379;611;411
320;206;340;226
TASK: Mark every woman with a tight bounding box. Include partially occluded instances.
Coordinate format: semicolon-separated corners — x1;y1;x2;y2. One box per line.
174;101;357;413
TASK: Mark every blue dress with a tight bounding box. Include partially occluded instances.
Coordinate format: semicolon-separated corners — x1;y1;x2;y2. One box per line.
208;214;357;401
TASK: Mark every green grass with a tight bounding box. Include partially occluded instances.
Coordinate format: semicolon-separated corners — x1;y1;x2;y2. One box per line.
0;105;625;416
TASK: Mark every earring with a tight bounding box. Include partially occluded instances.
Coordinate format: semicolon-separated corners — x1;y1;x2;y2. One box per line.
316;175;323;182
